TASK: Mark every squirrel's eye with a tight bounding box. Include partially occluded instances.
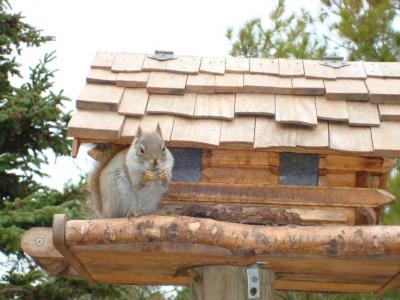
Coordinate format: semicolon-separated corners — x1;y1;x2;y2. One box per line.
162;146;166;153
139;146;145;155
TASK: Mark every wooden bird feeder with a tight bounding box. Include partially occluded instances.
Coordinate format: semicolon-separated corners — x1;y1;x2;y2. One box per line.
22;52;400;298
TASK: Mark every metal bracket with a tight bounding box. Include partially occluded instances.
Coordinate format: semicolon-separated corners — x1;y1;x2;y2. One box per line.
320;56;350;69
148;50;177;61
247;263;265;299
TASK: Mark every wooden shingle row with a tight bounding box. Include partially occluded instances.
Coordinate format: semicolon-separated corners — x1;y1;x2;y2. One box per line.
68;110;400;156
76;83;397;127
86;68;400;103
91;51;400;79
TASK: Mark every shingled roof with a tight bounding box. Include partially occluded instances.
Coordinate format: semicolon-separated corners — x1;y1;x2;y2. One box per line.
68;51;400;156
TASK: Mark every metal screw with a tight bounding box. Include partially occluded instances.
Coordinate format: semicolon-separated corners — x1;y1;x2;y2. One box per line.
35;238;44;246
250;287;257;296
252;276;258;283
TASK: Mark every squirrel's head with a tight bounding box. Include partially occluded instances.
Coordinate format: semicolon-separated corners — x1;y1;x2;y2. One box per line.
133;124;167;170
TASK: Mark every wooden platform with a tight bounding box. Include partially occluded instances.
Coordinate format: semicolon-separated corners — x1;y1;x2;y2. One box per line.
21;213;400;294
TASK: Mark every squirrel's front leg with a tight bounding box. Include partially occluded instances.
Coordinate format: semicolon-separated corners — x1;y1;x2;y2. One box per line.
140;170;157;187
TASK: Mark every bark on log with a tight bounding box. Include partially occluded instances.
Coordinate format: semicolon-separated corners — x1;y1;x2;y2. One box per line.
64;215;400;257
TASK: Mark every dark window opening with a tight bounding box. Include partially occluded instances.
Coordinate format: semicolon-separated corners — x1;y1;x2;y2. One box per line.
169;148;202;182
278;152;318;186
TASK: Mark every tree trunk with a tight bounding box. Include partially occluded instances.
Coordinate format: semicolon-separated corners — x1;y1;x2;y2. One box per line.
189;266;274;300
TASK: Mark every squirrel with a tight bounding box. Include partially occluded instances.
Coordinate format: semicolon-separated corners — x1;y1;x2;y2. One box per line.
88;124;174;218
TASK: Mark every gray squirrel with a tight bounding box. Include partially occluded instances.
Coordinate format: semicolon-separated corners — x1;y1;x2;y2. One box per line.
88;124;174;218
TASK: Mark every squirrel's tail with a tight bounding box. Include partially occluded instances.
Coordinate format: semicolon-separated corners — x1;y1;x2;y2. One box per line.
87;144;126;217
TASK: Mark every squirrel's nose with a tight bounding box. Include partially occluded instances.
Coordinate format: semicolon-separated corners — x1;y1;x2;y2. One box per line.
153;159;159;167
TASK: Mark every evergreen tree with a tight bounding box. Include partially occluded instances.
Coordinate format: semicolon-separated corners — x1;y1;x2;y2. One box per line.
0;1;130;298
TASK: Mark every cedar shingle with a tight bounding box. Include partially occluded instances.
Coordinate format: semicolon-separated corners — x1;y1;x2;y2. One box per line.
220;117;255;144
315;96;348;122
329;122;373;153
235;93;275;116
111;53;145;72
296;121;329;148
215;74;243;93
76;84;124;111
118;88;148;116
275;95;317;126
324;79;369;101
292;78;325;95
68;110;124;140
199;57;225;75
91;51;115;69
186;74;215;93
121;115;174;141
366;78;400;103
194;94;235;120
116;72;149;88
378;104;400;121
225;57;249;73
278;58;304;77
86;69;118;84
243;74;292;94
147;93;196;117
347;102;380;127
303;60;336;79
146;72;187;94
171;117;221;146
371;122;400;156
249;58;279;75
254;117;296;148
166;56;201;74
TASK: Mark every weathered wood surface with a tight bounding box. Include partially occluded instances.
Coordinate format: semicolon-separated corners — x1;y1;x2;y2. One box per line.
189;266;274;300
163;182;394;208
65;215;400;257
158;203;351;225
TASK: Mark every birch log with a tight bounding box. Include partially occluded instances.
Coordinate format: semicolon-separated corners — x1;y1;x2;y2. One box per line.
63;215;400;257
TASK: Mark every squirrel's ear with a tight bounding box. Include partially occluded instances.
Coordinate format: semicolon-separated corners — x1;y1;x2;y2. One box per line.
136;126;143;141
156;123;163;139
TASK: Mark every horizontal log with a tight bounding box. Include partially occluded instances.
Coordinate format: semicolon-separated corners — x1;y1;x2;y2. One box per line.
163;182;394;208
65;215;400;257
158;203;350;225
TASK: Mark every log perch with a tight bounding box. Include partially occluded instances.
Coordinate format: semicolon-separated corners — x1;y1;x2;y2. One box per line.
63;215;400;257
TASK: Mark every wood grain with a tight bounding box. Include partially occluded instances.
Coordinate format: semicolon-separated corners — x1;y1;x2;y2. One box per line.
186;74;215;93
166;56;201;74
243;74;292;94
324;79;369;101
147;93;196;117
296;121;329;148
199;57;225;75
278;58;304;77
363;62;384;77
209;149;270;166
142;56;168;71
371;121;400;156
347;102;380;126
91;51;115;69
315;96;348;121
67;110;125;140
219;117;255;144
121;115;174;141
86;69;117;84
292;78;325;95
249;58;279;75
329;122;373;153
378;104;400;121
225;57;249;73
116;72;149;88
303;60;336;79
214;74;243;93
254;117;296;148
366;78;400;103
202;165;275;185
117;88;148;116
235;93;275;115
171;117;221;146
275;95;317;126
194;94;235;120
146;72;187;94
111;53;145;72
76;84;124;111
335;62;366;79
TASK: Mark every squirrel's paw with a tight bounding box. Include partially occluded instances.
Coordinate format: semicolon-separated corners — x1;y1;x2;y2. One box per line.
158;169;171;186
141;170;157;186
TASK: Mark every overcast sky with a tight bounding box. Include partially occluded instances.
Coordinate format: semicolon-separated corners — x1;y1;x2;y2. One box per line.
12;0;321;190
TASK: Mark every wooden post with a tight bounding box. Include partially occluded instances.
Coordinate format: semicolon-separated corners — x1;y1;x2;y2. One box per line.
189;266;274;300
